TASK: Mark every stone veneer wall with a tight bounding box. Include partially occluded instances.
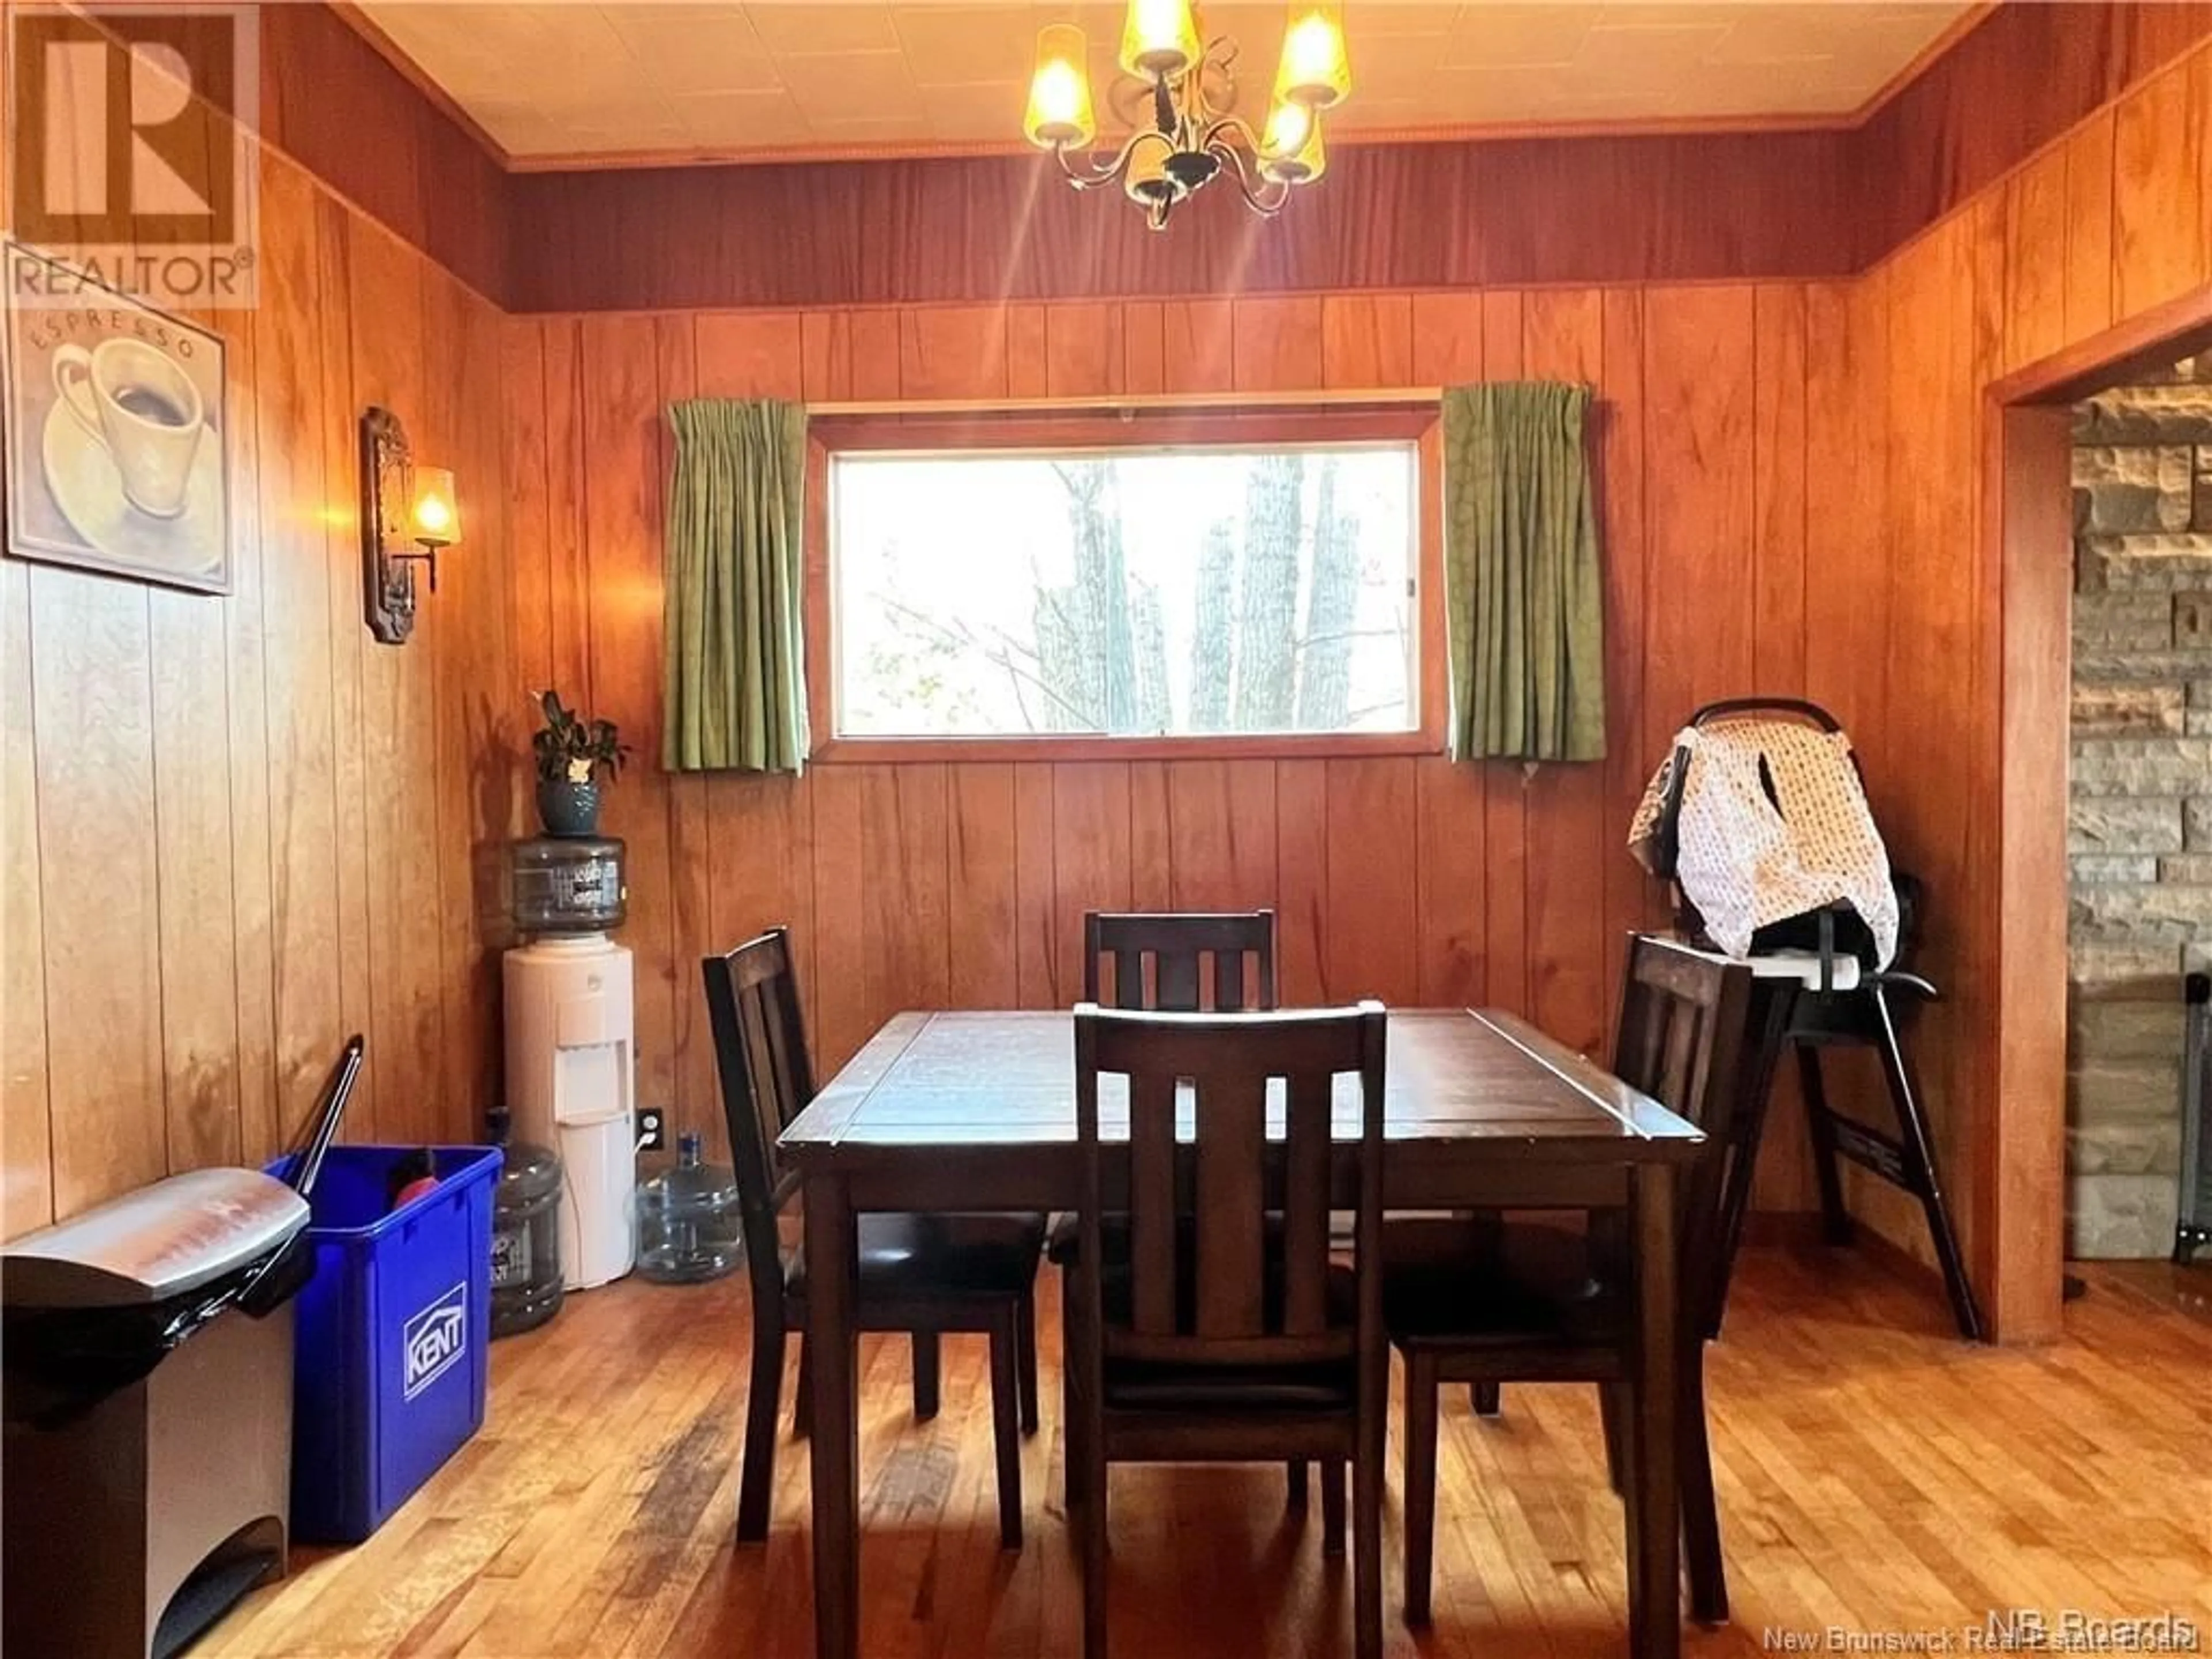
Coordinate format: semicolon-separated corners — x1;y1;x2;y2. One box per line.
2067;357;2212;1259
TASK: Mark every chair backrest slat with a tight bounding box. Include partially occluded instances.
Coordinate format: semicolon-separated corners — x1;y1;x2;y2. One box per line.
1192;1069;1267;1336
1127;1068;1179;1335
1084;911;1278;1015
1280;1069;1335;1336
1075;1002;1387;1370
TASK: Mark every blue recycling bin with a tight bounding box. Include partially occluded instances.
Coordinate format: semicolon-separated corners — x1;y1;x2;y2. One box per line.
269;1145;502;1544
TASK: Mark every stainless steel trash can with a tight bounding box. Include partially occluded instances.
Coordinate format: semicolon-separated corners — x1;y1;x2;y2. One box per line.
2;1168;312;1659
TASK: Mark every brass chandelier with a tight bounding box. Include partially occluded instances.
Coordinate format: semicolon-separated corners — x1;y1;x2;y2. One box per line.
1022;0;1351;230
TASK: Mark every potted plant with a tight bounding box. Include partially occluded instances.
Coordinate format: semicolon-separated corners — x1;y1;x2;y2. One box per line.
531;690;628;838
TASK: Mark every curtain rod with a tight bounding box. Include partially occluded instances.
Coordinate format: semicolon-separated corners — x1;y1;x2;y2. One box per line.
805;387;1445;417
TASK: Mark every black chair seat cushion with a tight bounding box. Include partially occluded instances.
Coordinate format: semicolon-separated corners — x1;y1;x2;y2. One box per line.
1381;1215;1620;1346
783;1211;1046;1302
1103;1355;1355;1411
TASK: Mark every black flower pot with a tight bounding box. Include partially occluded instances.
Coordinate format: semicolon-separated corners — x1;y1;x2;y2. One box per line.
537;779;602;838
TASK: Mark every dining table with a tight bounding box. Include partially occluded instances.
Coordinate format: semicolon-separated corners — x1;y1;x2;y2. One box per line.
778;1005;1707;1659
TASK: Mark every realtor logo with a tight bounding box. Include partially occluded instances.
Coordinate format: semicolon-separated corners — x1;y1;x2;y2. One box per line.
402;1283;468;1402
4;3;259;307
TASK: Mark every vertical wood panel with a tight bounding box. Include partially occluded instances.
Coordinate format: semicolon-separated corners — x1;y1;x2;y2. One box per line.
31;573;165;1215
541;319;594;706
1275;760;1329;1004
1320;294;1412;388
1232;297;1324;391
694;311;805;396
2061;111;2117;344
211;300;278;1165
1751;284;1809;697
1046;302;1124;397
1007;304;1048;396
315;192;378;1141
256;157;345;1149
1165;760;1276;913
2001;149;2071;373
1803;274;1892;752
1598;287;1658;1013
1323;757;1418;1004
1413;756;1486;1008
861;764;952;1027
809;766;869;1073
948;764;1018;1008
150;581;244;1172
580;313;680;1116
2111;55;2211;319
2;563;52;1233
1013;766;1058;1008
1128;761;1172;910
1051;763;1132;1006
349;222;441;1139
1162;300;1233;393
1520;288;1609;1055
900;306;1009;399
1122;301;1165;395
1644;286;1758;733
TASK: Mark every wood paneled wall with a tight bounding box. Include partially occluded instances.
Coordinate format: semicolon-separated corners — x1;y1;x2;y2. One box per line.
256;3;506;301
504;134;1862;313
503;285;1846;1212
0;137;525;1238
1821;36;2212;1308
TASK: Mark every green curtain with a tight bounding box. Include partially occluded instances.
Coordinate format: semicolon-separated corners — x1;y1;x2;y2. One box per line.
1441;382;1606;763
663;399;808;773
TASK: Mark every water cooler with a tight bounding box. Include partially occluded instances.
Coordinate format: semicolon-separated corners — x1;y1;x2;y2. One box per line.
503;837;635;1290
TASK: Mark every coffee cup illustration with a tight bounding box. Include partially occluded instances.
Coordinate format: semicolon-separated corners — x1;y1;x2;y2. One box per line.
51;338;207;520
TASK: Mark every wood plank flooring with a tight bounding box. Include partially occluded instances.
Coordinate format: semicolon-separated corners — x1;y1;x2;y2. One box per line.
204;1253;2212;1658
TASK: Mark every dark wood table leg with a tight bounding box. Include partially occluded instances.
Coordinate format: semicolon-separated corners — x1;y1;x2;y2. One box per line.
805;1173;860;1659
1628;1164;1680;1659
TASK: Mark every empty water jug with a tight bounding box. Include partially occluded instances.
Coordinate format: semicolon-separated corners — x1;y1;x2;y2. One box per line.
635;1134;741;1284
486;1107;563;1337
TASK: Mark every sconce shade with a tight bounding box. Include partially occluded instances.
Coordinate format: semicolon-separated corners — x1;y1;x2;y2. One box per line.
411;467;459;548
1119;0;1202;80
1025;25;1096;147
1275;3;1350;108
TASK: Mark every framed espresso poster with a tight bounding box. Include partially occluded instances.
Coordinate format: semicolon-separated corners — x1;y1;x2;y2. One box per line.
2;242;232;595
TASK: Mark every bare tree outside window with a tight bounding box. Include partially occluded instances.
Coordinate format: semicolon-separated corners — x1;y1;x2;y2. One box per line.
834;444;1416;739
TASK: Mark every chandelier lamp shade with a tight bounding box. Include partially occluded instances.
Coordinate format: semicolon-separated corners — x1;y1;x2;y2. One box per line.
1023;0;1350;229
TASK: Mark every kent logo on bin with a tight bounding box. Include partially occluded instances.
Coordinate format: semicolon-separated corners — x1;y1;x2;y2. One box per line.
402;1282;468;1402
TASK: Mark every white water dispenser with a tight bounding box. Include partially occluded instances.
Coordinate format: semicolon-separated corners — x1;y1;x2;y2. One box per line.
503;838;635;1290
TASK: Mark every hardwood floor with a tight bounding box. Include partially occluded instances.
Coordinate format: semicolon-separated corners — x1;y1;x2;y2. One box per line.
204;1252;2212;1659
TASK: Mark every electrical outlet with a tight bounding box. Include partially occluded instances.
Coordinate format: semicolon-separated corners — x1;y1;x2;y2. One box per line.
636;1106;668;1153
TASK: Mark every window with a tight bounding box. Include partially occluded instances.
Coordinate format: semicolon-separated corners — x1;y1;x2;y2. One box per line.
828;440;1421;741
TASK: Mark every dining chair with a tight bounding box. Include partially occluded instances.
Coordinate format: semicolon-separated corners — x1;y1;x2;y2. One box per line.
1063;911;1304;1506
1067;1001;1390;1659
1082;909;1278;1013
702;927;1046;1549
1382;933;1753;1628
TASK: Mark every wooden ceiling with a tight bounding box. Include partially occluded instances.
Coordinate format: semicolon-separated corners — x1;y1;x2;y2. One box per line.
351;1;1978;169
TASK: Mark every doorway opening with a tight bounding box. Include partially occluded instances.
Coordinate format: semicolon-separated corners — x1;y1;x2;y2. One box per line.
2065;359;2212;1263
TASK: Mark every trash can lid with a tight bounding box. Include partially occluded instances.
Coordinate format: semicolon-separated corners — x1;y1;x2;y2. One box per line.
1;1168;309;1309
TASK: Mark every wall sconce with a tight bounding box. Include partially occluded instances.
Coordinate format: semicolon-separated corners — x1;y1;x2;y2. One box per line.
361;406;459;645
